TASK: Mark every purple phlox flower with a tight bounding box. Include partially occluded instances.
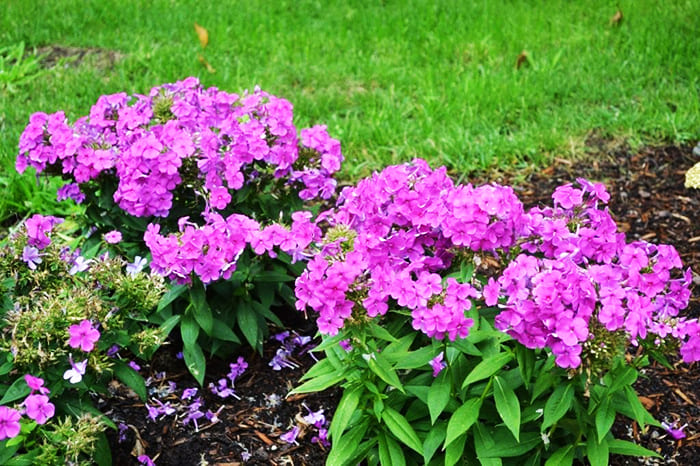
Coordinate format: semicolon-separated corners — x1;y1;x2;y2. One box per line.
137;454;156;466
209;378;237;399
183;400;205;431
661;420;687;440
25;374;49;395
181;387;198;400
0;406;21;441
311;427;330;447
280;425;300;444
241;450;252;462
104;230;123;244
118;423;129;443
273;331;290;342
21;245;42;270
127;256;148;277
25;214;63;250
69;255;92;275
176;351;184;360
430;352;446;377
128;360;141;371
63;355;88;384
227;356;248;382
107;344;121;358
339;339;353;352
301;403;326;428
23;394;55;424
269;347;298;371
205;406;224;424
146;399;175;421
68;319;100;352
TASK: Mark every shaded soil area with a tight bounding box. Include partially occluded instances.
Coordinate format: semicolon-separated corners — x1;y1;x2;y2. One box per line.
104;142;700;465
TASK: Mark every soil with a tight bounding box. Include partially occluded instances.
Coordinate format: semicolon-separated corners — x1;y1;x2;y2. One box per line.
102;141;700;465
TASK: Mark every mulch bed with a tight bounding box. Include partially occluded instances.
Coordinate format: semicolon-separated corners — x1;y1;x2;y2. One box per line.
103;142;699;465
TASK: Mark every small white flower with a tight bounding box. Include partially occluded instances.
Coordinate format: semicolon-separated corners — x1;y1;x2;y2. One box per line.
63;356;88;384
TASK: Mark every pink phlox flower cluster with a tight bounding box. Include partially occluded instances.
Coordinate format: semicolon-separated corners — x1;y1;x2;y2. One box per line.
493;255;596;368
296;160;503;339
292;125;343;200
146;210;320;284
24;214;63;250
491;179;697;368
17;78;342;219
296;167;699;368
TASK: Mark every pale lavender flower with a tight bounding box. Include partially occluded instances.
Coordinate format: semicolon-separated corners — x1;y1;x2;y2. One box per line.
21;245;42;270
63;355;87;384
69;255;91;275
126;256;148;277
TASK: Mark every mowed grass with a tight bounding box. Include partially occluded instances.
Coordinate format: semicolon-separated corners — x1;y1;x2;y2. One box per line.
1;0;699;221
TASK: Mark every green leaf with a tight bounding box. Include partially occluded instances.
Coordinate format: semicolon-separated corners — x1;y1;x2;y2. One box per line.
189;282;213;336
445;432;467;466
93;432;112;466
445;397;481;448
607;439;662;458
623;385;651;428
180;313;200;347
297;358;335;382
423;422;446;464
327;420;369;466
595;396;616;442
236;302;262;352
515;345;536;384
157;284;187;312
382;406;423;454
587;436;609;466
183;341;206;386
157;314;181;338
113;361;147;401
494;375;520;441
210;319;241;343
428;373;451;424
393;346;435;370
367;321;399;343
292;370;345;394
542;383;574;429
461;352;513;389
252;270;294;282
0;377;30;405
367;353;404;392
544;445;574;466
331;385;363;441
609;365;638;393
378;432;406;466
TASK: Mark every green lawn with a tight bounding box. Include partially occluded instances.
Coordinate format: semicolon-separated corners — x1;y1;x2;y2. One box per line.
1;0;699;221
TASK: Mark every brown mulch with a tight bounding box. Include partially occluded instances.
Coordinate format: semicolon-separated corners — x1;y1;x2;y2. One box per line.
103;142;700;465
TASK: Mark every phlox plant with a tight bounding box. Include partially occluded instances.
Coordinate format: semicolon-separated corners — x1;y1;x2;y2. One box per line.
0;215;168;465
292;160;699;465
15;77;344;383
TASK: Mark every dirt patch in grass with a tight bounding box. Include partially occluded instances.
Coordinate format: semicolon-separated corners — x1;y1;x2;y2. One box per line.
37;45;125;70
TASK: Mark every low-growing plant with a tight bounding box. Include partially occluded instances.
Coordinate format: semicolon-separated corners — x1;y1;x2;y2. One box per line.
0;215;168;465
15;77;343;383
292;160;699;465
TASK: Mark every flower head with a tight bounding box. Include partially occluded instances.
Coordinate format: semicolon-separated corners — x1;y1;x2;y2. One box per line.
430;352;446;377
23;394;55;424
104;230;123;244
21;245;42;270
0;406;21;440
63;355;88;384
68;319;100;352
